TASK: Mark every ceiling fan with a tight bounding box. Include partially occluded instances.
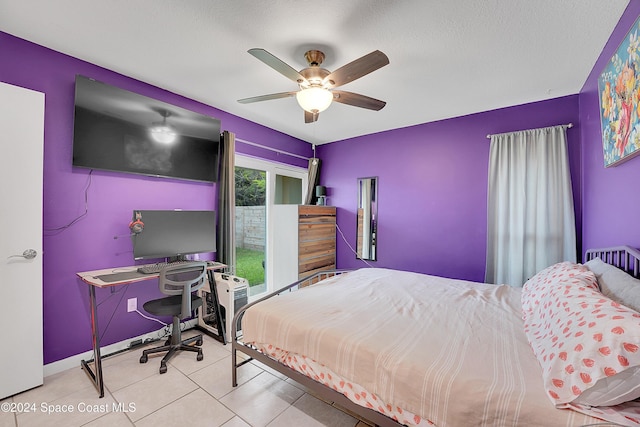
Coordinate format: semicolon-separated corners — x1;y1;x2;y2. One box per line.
238;48;389;123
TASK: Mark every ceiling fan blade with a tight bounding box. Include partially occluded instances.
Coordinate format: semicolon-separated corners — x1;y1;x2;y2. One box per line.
324;50;389;88
332;90;386;111
248;48;308;85
237;91;297;104
304;110;319;123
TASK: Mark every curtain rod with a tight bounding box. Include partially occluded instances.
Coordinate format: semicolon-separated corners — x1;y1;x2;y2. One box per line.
235;137;310;161
486;123;573;139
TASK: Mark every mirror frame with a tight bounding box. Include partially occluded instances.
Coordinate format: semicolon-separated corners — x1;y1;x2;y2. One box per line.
356;176;378;261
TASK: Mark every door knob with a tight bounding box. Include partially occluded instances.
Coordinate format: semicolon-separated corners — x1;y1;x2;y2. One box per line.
8;249;37;260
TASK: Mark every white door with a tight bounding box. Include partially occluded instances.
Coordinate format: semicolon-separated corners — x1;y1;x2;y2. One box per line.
0;82;44;399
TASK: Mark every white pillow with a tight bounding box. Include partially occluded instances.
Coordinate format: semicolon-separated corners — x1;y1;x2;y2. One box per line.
585;257;640;313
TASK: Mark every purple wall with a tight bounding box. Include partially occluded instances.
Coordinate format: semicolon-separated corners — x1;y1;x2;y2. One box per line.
580;1;640;253
1;31;311;364
318;96;581;282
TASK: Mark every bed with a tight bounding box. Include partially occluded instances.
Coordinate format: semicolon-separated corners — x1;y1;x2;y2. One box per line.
231;246;640;426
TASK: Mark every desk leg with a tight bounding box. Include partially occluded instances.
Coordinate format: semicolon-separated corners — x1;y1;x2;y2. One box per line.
206;270;226;345
80;285;104;398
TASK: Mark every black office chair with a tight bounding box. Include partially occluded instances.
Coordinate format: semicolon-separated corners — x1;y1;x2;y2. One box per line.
139;261;207;374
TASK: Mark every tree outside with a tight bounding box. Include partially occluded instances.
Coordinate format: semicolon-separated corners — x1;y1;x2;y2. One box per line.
235;168;265;207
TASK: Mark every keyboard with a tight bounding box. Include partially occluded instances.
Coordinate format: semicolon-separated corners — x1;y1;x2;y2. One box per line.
137;260;192;275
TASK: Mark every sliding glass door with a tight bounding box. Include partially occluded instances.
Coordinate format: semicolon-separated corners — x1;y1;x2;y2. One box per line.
234;155;307;298
235;165;267;296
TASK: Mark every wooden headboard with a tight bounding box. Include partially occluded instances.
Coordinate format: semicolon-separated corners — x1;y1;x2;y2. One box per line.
584;245;640;278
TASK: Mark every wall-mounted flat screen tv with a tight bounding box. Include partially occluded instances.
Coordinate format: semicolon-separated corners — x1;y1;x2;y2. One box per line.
72;75;221;183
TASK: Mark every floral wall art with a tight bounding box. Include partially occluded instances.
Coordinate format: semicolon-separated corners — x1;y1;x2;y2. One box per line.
598;14;640;167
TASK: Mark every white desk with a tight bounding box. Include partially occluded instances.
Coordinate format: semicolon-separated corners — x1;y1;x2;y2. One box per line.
76;262;226;398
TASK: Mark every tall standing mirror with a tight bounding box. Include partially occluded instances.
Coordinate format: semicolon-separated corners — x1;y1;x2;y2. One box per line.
357;177;378;261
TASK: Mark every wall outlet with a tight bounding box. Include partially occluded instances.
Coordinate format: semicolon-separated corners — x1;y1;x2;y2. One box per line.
127;298;137;313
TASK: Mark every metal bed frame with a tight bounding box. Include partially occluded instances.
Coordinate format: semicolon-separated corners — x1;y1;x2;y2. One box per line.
231;269;404;427
584;245;640;277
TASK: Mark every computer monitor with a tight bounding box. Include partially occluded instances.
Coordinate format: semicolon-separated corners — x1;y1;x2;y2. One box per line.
131;210;216;261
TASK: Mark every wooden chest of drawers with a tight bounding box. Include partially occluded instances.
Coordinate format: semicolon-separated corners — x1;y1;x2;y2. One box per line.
298;205;336;279
272;205;336;289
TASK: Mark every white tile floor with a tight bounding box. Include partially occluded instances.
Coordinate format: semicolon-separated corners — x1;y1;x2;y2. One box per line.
0;331;371;427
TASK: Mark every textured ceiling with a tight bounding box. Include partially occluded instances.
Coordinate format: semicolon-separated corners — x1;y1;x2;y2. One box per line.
0;0;630;145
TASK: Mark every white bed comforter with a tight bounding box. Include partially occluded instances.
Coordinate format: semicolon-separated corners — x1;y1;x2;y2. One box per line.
242;268;604;426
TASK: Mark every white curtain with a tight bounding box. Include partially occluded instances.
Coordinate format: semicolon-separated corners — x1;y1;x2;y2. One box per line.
485;125;576;286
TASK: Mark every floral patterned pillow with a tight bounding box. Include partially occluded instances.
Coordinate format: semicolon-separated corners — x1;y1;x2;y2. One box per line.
522;261;640;406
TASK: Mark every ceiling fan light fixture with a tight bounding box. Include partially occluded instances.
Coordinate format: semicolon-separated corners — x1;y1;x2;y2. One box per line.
296;87;333;113
240;48;389;122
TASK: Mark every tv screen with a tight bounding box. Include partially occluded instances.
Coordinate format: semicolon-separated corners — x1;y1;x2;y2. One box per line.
131;210;216;260
72;75;221;183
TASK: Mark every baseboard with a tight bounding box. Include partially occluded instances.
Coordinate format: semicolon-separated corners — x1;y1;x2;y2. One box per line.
43;319;198;378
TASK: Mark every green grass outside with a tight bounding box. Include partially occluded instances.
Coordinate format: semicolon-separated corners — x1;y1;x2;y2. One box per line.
235;247;265;286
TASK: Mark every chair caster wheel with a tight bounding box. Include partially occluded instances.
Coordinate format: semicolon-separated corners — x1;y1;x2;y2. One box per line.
197;351;203;361
196;339;203;346
159;363;167;374
140;355;148;363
